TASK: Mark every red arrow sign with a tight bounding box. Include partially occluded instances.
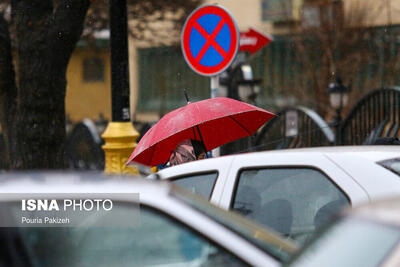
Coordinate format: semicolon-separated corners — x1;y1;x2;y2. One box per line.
239;28;273;54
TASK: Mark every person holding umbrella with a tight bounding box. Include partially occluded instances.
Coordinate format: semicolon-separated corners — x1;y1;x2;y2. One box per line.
127;95;274;168
168;139;206;167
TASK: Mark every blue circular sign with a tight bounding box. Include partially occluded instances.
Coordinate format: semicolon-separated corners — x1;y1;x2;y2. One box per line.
181;5;239;76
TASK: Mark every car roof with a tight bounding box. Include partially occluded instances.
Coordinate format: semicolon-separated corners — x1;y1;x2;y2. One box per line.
0;171;171;203
263;145;400;153
267;146;400;161
243;145;399;161
157;145;399;175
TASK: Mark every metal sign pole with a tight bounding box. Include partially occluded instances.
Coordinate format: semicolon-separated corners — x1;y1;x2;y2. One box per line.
211;76;219;98
211;76;220;157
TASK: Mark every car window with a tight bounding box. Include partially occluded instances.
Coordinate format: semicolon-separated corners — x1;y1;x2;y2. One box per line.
173;186;297;263
288;217;400;267
13;203;246;267
171;172;218;199
232;168;349;245
378;158;400;177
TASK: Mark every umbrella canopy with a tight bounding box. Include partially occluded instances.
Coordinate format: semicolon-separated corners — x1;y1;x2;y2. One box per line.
127;97;274;166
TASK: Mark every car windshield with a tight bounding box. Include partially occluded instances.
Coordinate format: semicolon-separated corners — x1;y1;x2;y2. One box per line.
287;216;400;267
171;184;298;262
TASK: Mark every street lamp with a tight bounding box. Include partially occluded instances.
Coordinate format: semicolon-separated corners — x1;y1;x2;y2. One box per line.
328;77;350;145
219;63;261;104
237;64;262;104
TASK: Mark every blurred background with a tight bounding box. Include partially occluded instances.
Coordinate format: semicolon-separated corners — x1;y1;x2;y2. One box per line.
1;0;399;170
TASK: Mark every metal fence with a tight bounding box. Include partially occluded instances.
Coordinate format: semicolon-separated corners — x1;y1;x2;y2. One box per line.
252;87;400;151
341;87;400;145
254;106;334;151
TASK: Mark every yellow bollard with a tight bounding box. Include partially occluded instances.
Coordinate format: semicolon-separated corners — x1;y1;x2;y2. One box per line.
101;122;139;174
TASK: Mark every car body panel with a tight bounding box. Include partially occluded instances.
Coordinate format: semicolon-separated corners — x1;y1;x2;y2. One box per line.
383;243;400;267
288;197;400;267
325;152;400;200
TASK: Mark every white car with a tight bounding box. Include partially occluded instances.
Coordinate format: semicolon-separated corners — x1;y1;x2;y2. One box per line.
0;172;296;267
153;146;400;244
287;197;400;267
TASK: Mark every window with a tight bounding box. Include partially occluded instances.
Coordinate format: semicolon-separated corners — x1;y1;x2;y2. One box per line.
232;168;349;245
378;158;400;177
261;0;293;22
171;172;218;199
83;57;104;82
16;204;245;266
137;47;209;112
302;0;344;29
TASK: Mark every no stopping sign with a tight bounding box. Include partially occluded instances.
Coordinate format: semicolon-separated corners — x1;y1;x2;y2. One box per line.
181;5;239;76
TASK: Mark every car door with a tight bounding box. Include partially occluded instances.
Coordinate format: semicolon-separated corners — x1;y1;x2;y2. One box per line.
218;152;369;244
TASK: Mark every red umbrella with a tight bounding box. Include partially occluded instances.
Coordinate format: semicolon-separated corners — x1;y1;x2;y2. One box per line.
127;97;274;166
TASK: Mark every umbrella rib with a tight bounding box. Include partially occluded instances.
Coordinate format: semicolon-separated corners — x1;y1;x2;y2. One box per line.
148;142;157;166
228;116;252;136
196;125;208;153
192;127;197;139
